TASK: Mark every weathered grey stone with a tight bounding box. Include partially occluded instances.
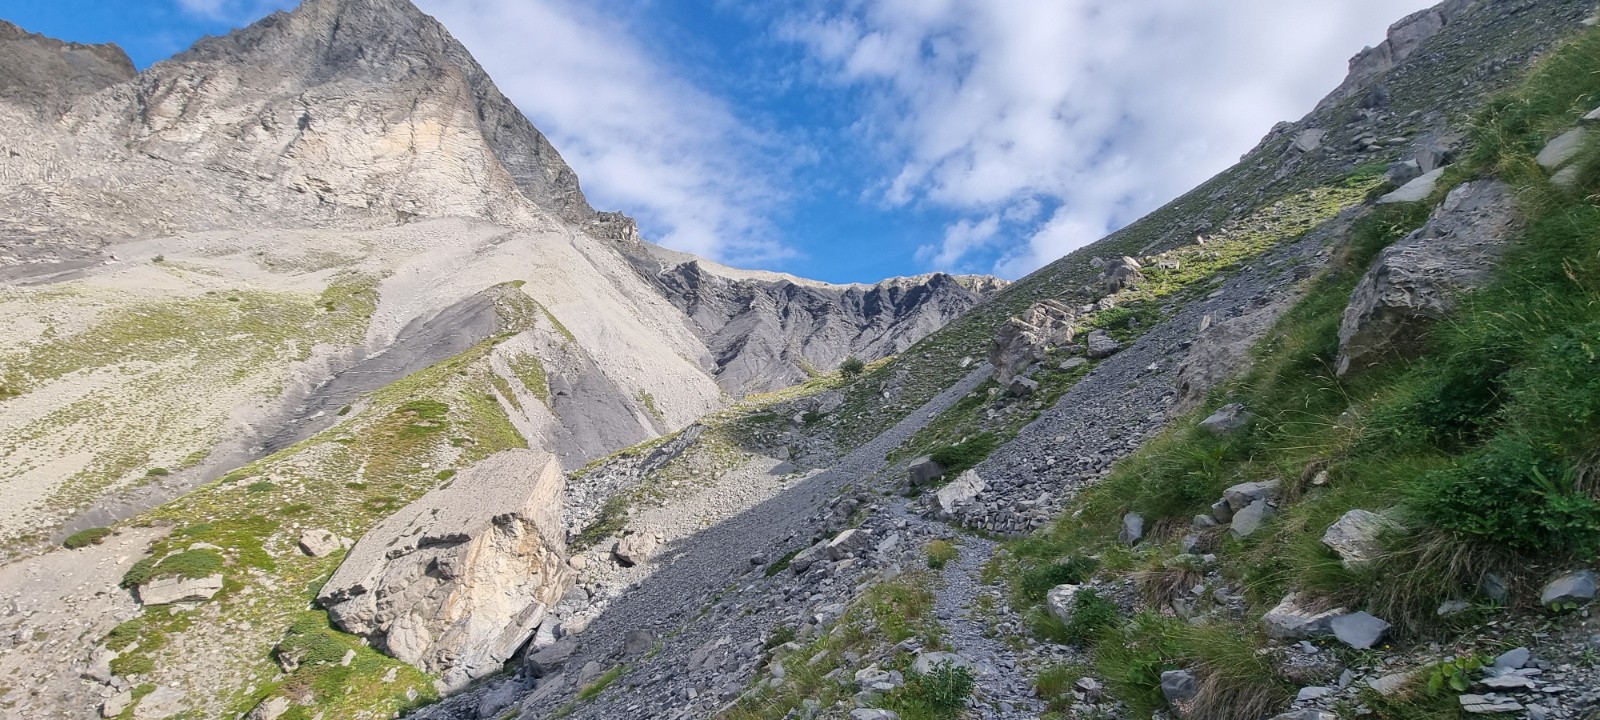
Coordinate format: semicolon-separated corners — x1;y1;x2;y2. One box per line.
1386;159;1423;186
789;540;832;575
1263;594;1346;640
527;637;577;677
1459;694;1524;714
912;651;975;675
934;470;986;519
1540;570;1597;607
1367;672;1414;696
1271;712;1337;720
1007;376;1039;398
1492;647;1530;672
1229;499;1275;539
1222;479;1279;513
102;690;134;718
989;300;1077;381
1100;256;1145;293
132;686;186;719
826;528;871;561
1330;611;1390;649
613;533;659;567
1160;669;1197;705
137;574;224;606
1377;167;1445;204
1046;585;1081;626
246;696;291;720
1200;403;1252;437
1085;330;1121;359
297;528;340;558
1321;509;1393;569
318;450;573;691
1340;181;1521;375
907;457;945;487
1537;128;1587;170
1119;513;1145;546
1292;129;1327;153
622;628;655;658
850;710;900;720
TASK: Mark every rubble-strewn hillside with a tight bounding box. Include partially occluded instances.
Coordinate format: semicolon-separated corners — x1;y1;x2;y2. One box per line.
5;1;1600;720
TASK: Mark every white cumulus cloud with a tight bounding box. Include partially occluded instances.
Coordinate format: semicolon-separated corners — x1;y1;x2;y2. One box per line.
416;0;791;265
779;0;1440;277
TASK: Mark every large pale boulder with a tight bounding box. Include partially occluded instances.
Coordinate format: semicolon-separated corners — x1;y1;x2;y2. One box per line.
1321;510;1394;569
1338;181;1521;376
1099;256;1144;293
934;470;987;519
989;300;1077;381
318;449;573;691
612;533;659;567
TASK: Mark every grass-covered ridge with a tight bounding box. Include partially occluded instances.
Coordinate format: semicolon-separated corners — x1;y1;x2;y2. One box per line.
999;23;1600;719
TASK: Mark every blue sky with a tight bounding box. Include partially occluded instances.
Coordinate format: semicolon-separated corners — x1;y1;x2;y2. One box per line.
0;0;1437;283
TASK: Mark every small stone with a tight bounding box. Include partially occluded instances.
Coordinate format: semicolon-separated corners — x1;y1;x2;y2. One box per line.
297;529;341;558
1436;600;1471;617
1046;585;1081;626
1540;570;1597;607
1536;128;1587;170
1459;694;1524;714
1263;594;1346;640
1492;647;1530;672
1297;686;1334;701
1377;167;1445;204
1199;403;1251;436
1160;669;1197;705
1367;672;1413;696
1330;611;1390;650
1321;509;1393;569
1119;513;1145;546
1229;499;1275;539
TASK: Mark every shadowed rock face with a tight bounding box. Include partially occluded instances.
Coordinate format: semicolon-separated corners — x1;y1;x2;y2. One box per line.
640;257;1005;394
0;20;134;120
318;449;573;691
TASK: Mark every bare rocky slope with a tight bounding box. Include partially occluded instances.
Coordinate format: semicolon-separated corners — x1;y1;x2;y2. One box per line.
0;0;996;555
5;0;1600;719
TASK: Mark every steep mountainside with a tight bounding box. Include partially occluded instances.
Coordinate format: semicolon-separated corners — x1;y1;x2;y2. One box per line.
6;1;1600;720
0;0;995;557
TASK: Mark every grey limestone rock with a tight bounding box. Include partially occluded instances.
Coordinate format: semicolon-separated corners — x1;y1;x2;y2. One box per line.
1263;593;1347;640
989;299;1077;381
1339;181;1521;376
136;574;224;606
1321;509;1394;569
318;449;573;691
1200;403;1252;437
1160;669;1197;705
1540;570;1597;607
1330;611;1390;649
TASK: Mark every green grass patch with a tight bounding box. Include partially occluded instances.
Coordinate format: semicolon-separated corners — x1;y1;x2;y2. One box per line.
63;527;112;549
926;539;959;569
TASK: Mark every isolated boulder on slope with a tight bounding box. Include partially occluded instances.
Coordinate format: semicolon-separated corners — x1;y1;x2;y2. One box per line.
318;449;573;691
1337;181;1521;376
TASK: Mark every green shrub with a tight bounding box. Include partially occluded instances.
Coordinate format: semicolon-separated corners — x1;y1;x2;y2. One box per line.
121;549;225;588
929;433;1000;476
926;540;959;569
109;653;155;676
765;547;803;577
145;467;170;477
762;625;797;651
276;612;352;669
840;356;866;379
577;666;623;701
1060;589;1123;646
63;527;112;549
1017;557;1098;602
887;660;975;718
246;480;278;493
1414;437;1600;556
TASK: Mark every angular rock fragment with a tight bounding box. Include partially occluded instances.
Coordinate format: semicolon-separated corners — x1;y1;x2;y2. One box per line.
318;450;573;691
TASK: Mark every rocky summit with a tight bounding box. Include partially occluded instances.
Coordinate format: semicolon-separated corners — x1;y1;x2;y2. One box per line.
3;1;1600;720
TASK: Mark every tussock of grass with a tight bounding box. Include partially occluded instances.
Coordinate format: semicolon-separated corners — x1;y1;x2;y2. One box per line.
926;539;959;569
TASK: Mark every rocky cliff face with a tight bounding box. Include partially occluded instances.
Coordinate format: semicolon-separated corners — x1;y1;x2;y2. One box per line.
0;0;996;558
636;249;1005;393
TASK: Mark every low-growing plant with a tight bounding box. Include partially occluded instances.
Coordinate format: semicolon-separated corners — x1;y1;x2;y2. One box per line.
886;660;975;719
929;433;1000;476
926;539;959;569
63;527;112;549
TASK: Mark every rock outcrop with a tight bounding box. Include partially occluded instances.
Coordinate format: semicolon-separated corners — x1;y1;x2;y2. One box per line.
0;20;134;121
1338;180;1521;375
1321;0;1476;109
637;251;1004;394
318;449;573;690
989;300;1077;381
